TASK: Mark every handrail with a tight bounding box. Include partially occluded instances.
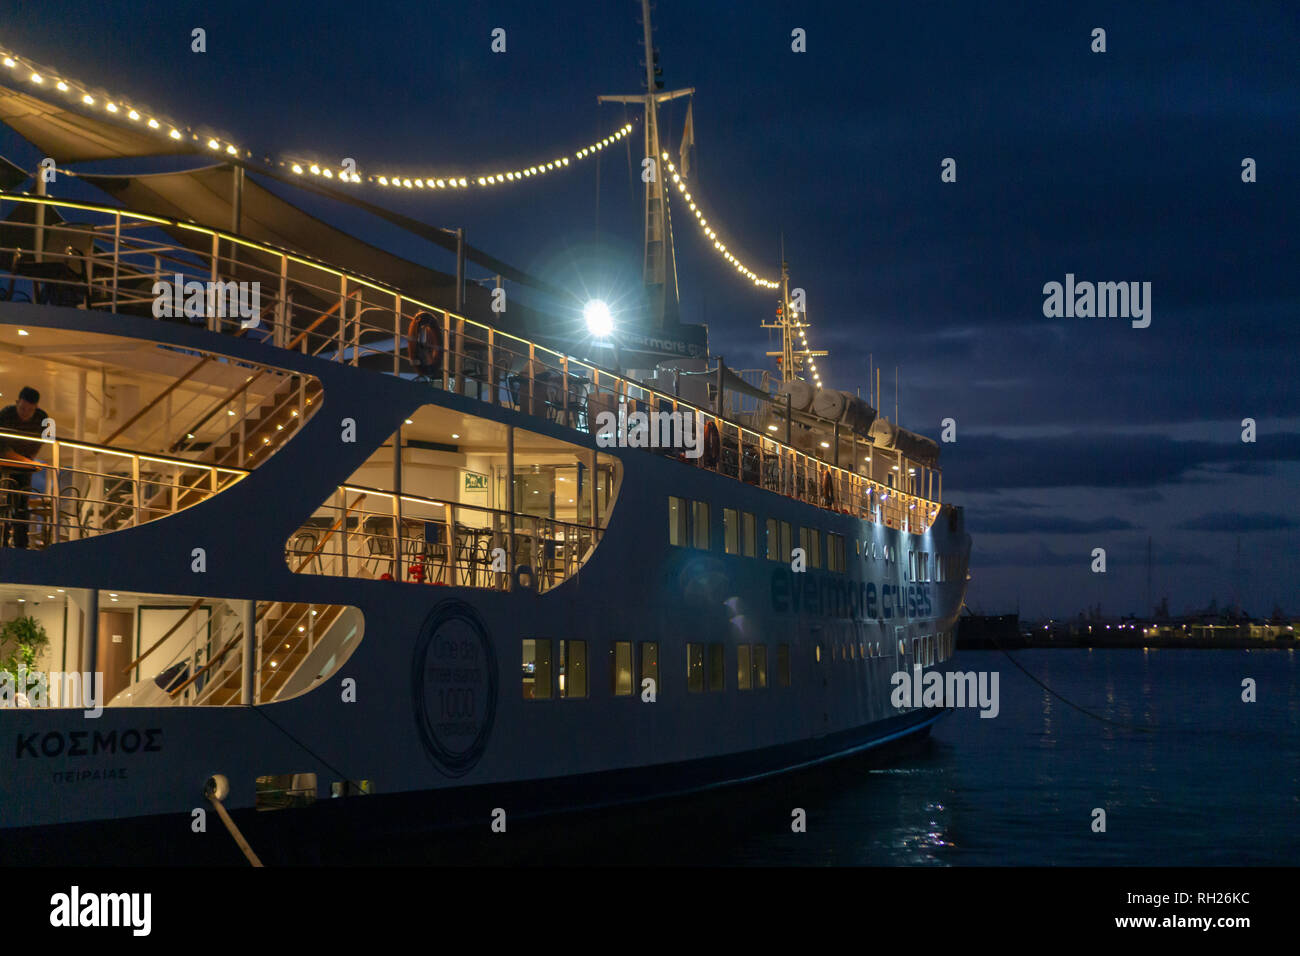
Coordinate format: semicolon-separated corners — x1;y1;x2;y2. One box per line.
0;428;250;477
102;357;210;445
120;597;205;675
0;192;944;527
294;493;367;572
167;629;241;699
339;482;598;534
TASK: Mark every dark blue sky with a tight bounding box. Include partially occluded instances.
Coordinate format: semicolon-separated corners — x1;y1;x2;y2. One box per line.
3;1;1297;617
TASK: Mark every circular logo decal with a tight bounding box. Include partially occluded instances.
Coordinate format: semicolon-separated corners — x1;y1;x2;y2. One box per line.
412;600;498;777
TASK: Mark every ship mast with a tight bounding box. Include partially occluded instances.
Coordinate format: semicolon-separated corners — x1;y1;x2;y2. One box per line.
762;258;827;382
598;0;693;329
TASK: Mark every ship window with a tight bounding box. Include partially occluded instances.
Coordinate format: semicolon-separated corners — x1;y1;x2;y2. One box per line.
754;645;768;688
815;643;822;663
668;497;687;546
781;521;793;562
742;512;757;557
798;528;822;568
255;773;317;810
777;644;791;686
724;508;740;555
558;640;587;698
687;643;705;693
859;641;866;658
611;641;633;696
692;501;711;549
898;639;906;656
765;518;780;560
522;639;552;699
708;642;725;692
640;641;659;695
737;644;752;690
828;533;846;572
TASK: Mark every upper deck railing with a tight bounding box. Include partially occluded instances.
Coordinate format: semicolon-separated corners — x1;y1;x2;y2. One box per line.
0;192;943;534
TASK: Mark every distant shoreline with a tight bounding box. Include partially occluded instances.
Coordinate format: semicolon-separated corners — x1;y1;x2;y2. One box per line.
958;636;1296;651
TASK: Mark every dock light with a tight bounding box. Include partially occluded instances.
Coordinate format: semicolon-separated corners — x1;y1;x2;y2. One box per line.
584;299;613;338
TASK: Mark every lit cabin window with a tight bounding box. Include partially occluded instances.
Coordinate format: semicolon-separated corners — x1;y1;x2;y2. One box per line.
724;508;740;554
742;512;757;557
640;642;659;694
611;641;633;696
668;496;687;546
522;639;552;700
799;528;812;567
692;501;710;549
558;640;587;698
753;644;768;688
708;642;725;692
777;644;791;686
737;644;752;690
828;533;846;572
815;643;822;663
687;643;705;693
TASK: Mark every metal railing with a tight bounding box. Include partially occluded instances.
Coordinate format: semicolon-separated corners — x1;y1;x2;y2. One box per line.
0;428;247;549
0;192;942;533
285;484;603;592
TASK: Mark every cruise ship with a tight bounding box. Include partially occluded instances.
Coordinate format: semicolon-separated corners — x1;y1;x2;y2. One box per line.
0;30;970;862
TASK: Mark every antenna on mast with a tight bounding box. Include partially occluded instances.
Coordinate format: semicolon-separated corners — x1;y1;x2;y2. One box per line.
597;0;693;328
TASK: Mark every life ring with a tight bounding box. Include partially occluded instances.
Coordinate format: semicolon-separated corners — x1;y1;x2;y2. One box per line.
701;420;721;468
407;311;443;377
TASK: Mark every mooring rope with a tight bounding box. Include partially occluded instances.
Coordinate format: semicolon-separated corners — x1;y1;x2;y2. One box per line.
990;635;1157;733
204;776;264;867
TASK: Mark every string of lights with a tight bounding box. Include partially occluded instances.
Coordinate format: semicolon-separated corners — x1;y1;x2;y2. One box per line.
0;44;634;189
658;151;779;290
791;305;825;387
362;122;634;190
1;47;251;161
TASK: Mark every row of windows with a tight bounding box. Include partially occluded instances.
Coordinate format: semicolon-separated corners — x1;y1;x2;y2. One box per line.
523;639;793;699
814;630;954;666
673;497;959;584
524;633;952;700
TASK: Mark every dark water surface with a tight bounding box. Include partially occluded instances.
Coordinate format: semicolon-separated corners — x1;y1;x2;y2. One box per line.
395;648;1298;866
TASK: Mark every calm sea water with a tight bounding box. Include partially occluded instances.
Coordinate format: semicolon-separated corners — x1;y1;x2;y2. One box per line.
406;648;1299;865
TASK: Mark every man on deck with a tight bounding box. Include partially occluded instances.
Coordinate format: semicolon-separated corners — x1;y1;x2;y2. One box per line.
0;387;49;548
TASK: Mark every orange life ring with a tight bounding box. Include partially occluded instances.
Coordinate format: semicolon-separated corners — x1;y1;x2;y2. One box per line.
407;311;443;377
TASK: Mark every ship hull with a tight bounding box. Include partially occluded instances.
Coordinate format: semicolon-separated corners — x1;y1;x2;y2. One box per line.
0;305;971;853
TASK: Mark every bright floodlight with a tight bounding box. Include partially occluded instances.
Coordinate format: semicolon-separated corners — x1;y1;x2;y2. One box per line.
584;299;613;337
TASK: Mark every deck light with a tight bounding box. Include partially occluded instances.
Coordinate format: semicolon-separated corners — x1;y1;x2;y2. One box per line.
584;299;613;337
